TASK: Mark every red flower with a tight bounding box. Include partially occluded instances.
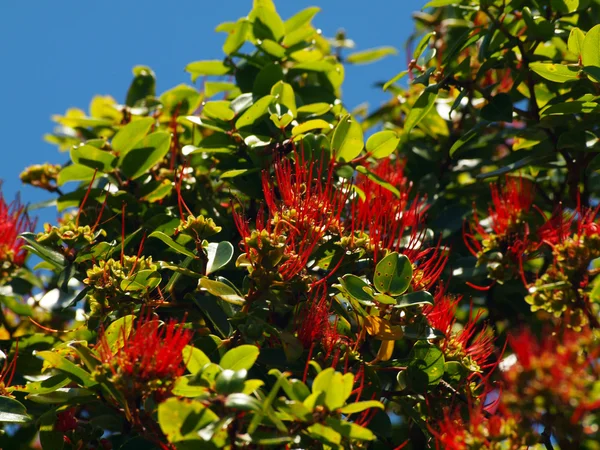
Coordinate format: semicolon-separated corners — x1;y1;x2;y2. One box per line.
350;159;427;259
296;287;344;358
0;341;18;396
234;152;348;281
463;176;534;258
0;189;34;268
424;291;494;370
97;311;192;383
404;235;449;291
537;201;600;248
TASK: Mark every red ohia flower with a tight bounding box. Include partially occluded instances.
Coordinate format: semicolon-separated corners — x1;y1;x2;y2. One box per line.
0;189;34;268
234;152;349;281
463;176;534;258
424;290;494;370
97;311;192;383
350;158;427;259
537;200;600;248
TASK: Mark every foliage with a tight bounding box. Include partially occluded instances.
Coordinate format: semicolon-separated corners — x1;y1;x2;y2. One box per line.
1;0;600;448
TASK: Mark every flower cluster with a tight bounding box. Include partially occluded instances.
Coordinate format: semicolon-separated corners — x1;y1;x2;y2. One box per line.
0;189;33;277
97;311;192;399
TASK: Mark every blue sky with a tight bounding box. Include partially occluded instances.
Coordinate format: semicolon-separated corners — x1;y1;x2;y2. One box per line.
1;0;424;227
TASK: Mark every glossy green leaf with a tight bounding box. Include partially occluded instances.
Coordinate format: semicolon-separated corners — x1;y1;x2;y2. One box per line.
102;315;135;352
366;130;400;158
70;145;116;172
346;46;397;64
20;232;66;269
383;70;408;91
223;19;251;55
186;60;231;81
235;95;275;129
215;369;247;395
404;88;438;134
220;345;259;371
306;423;342;445
57;164;97;186
158;397;218;442
126;66;155;107
284;6;320;33
530;62;580;83
198;277;245;305
120;270;161;292
112;117;155;154
339;400;384;414
292;119;332;136
203;101;235;121
331;114;364;162
338;274;375;304
326;417;376;441
205;242;234;275
252;0;285;42
35;351;98;388
408;341;445;387
182;345;211;375
119;131;171;180
583;24;600;68
0;396;30;423
270;81;296;116
373;252;412;296
568;27;586;58
395;291;434;308
297;103;331;116
225;393;262;411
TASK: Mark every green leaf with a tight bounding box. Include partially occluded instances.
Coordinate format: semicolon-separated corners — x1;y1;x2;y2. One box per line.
215;369;247;395
583;66;600;82
252;0;285;42
383;70;408;91
120;270;161;292
112;117;155;154
39;410;63;450
126;66;155;107
57;164;97;186
172;376;209;397
366;130;400;158
70;145;116;172
220;345;259;371
270;81;297;116
423;0;458;6
0;397;30;423
203;101;235;122
158;397;218;442
27;387;95;404
530;62;580;83
297;103;331;117
583;24;600;68
235;95;275;129
408;341;445;387
404;88;438;134
35;351;98;388
220;168;260;179
20;232;66;269
149;231;196;258
160;84;202;115
395;291;434;308
292;119;332;136
225;393;262;412
449;122;487;157
17;374;70;395
119;131;171;180
223;19;251;55
552;0;579;13
355;166;400;197
186;60;231;82
568;27;585;58
413;32;434;61
182;346;211;375
102;315;135;352
480;93;513;122
205;81;238;98
373;252;412;296
338;274;375;304
339;400;384;414
284;6;320;33
312;368;353;410
325;417;376;441
346;46;397;64
332;114;364;162
306;423;342;445
205;242;234;275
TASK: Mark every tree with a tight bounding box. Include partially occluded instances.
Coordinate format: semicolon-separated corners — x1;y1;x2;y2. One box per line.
1;0;599;448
